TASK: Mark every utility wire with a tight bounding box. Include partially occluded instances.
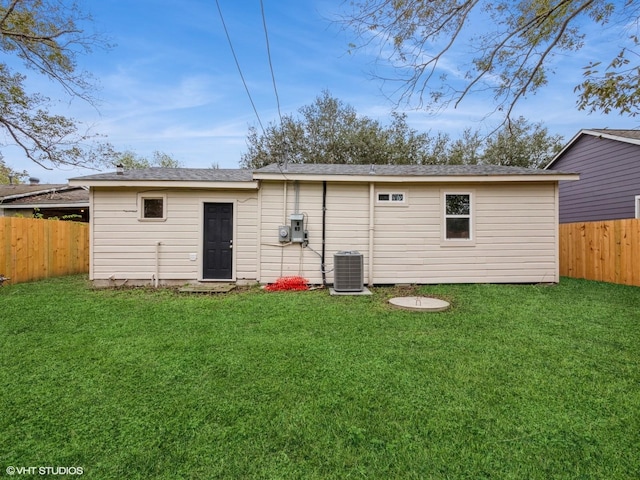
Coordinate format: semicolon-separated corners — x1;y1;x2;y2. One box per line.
258;0;289;173
260;0;282;124
215;0;265;133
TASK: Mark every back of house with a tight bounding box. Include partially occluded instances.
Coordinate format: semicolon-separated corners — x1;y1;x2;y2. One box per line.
70;163;577;287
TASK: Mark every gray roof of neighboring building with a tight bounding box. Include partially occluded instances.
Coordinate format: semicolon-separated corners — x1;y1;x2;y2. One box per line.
0;184;88;204
588;129;640;141
69;168;254;182
254;163;572;176
0;184;68;199
4;188;88;205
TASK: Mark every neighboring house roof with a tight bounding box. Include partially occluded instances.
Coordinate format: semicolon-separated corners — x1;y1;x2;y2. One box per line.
0;184;89;207
546;128;640;169
69;164;577;187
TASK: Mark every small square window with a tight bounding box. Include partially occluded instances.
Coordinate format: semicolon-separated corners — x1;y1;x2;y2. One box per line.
144;198;164;218
139;194;167;221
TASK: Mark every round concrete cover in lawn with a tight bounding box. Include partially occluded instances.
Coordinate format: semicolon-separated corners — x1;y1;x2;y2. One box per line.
389;296;450;312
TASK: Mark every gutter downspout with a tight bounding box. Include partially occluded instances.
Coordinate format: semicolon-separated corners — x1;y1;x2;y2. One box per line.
368;183;375;287
321;181;327;286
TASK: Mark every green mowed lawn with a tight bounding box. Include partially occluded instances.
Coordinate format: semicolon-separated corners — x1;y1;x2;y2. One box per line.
1;276;639;479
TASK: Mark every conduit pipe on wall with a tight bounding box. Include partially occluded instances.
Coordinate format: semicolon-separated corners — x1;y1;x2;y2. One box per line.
155;241;162;288
368;183;375;286
321;181;327;286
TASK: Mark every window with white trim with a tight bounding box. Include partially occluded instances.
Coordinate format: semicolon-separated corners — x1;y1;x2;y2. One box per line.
377;192;406;204
139;194;167;221
444;192;472;240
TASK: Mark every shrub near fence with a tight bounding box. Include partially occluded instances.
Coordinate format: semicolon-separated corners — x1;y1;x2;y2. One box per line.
0;217;89;285
559;219;640;287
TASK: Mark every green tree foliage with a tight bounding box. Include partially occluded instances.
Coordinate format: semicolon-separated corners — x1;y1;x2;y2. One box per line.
241;92;563;169
0;0;112;170
341;0;640;121
107;150;183;170
241;91;436;168
0;158;27;183
483;118;564;168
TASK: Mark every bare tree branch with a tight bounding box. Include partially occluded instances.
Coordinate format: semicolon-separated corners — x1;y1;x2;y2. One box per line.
339;0;638;123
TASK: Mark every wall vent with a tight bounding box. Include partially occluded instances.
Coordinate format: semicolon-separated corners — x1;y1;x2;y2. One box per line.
333;251;364;292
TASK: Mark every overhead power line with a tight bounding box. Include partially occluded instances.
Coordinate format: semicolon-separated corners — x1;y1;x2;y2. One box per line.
215;0;265;133
260;0;282;124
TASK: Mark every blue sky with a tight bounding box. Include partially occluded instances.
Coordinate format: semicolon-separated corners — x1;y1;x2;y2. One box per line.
6;0;638;183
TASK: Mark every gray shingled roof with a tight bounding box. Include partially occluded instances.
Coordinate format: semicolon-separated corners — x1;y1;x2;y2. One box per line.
4;188;88;205
69;163;573;183
0;184;69;199
254;163;570;176
589;129;640;141
69;168;253;182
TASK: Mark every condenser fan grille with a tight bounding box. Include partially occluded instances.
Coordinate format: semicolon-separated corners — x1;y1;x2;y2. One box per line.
333;251;364;292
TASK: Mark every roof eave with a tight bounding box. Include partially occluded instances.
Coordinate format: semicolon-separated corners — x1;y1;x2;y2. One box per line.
0;202;90;209
68;180;260;189
253;173;580;183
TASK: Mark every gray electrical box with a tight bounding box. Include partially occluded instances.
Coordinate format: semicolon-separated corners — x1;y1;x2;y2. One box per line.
278;225;290;242
290;213;305;243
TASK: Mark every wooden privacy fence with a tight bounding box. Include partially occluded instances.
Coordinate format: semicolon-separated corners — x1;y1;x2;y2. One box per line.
559;219;640;287
0;217;89;285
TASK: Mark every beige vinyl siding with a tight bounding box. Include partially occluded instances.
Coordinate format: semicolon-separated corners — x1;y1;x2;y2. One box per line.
92;178;559;286
91;188;258;282
259;181;327;283
324;183;370;284
373;183;439;283
259;180;559;285
372;182;558;284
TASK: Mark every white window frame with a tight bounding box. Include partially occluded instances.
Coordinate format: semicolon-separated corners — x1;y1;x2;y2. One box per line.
635;195;640;219
376;191;407;205
138;193;167;222
441;190;475;246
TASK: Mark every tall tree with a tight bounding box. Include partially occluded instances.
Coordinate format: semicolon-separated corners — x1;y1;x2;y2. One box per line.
242;92;564;169
482;118;564;168
240;91;435;168
106;151;183;170
0;0;111;170
0;158;27;183
340;0;639;123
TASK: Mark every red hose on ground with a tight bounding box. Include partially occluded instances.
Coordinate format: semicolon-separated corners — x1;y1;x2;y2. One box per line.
264;276;309;291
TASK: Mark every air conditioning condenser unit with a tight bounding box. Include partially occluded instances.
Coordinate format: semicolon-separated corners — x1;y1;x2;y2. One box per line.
333;251;364;292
